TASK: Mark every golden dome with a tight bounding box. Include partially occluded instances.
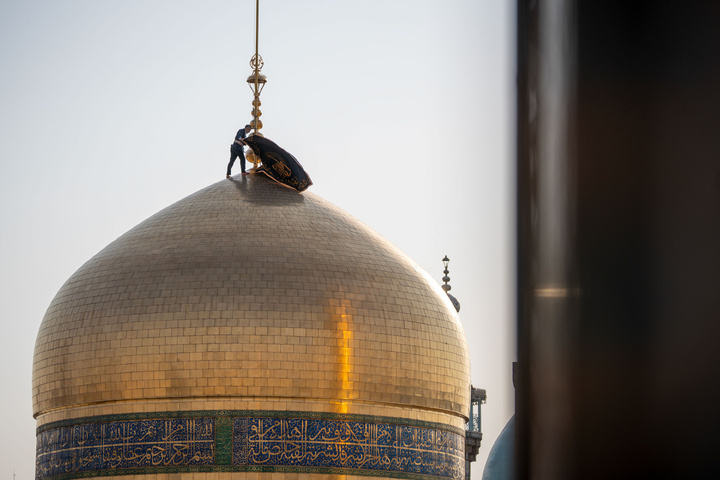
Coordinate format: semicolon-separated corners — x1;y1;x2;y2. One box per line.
33;174;470;426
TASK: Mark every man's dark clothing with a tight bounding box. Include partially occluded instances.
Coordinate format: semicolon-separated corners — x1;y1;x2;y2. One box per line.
226;128;247;176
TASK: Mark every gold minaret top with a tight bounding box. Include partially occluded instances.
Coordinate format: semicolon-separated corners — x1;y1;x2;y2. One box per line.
247;0;265;134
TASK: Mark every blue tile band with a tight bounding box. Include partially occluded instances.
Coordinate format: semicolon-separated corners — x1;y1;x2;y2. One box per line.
233;417;464;478
36;412;464;480
36;417;215;478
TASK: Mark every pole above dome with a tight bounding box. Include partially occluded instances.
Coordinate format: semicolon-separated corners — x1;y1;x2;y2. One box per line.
248;0;265;133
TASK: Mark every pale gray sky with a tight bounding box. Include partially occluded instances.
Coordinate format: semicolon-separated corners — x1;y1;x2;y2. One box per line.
0;1;515;478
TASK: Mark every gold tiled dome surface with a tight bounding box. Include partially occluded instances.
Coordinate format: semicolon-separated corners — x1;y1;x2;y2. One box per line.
33;174;470;425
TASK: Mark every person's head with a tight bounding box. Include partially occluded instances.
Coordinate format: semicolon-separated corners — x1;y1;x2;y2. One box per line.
245;124;252;133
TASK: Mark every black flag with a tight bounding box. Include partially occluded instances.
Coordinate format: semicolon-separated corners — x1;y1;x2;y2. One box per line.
243;135;312;192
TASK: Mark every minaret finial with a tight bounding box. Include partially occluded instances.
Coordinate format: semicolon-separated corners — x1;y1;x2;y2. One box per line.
441;255;451;293
441;256;461;312
247;0;266;134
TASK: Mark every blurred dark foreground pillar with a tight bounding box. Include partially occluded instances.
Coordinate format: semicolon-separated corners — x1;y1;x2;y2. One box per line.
516;1;720;479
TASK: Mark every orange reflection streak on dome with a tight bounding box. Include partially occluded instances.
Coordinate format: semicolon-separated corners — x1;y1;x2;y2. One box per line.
338;311;354;413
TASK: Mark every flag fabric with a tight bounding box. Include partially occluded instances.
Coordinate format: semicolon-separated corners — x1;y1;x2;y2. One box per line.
242;135;312;192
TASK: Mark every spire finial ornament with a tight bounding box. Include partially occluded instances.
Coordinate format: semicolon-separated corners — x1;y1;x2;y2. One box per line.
247;0;266;134
441;256;461;312
441;256;451;293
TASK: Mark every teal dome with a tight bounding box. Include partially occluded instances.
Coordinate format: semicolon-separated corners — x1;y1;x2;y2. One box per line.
482;415;515;480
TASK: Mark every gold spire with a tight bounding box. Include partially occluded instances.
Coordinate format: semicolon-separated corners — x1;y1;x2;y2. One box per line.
247;0;265;134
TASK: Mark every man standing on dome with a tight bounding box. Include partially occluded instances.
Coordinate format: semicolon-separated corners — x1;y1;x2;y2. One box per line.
226;124;252;178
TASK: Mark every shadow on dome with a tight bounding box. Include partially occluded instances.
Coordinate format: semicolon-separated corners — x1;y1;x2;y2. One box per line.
229;173;305;205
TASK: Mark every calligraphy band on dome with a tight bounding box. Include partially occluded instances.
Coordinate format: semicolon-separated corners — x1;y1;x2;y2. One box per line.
36;411;465;480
